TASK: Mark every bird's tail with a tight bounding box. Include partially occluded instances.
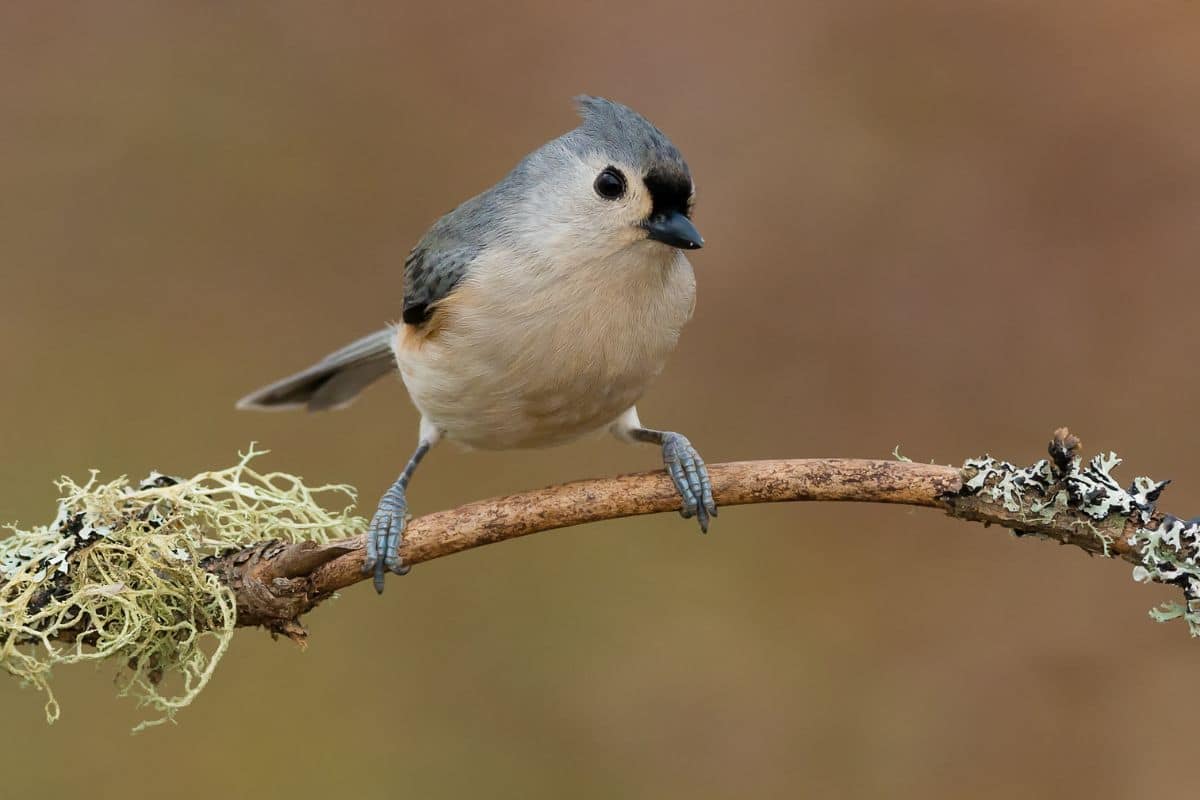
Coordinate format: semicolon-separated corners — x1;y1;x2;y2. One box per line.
236;328;397;412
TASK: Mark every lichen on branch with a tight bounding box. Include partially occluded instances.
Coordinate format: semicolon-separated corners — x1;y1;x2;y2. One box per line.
1;428;1198;729
0;447;362;728
951;428;1200;632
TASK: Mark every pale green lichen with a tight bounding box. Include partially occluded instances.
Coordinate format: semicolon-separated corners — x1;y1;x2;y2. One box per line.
963;456;1055;514
1129;515;1200;636
0;447;364;729
962;447;1200;636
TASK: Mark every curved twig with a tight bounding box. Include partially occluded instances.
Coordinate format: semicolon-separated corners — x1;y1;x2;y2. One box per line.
206;429;1194;643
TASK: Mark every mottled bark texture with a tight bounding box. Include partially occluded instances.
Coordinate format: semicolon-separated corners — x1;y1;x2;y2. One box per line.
207;429;1190;645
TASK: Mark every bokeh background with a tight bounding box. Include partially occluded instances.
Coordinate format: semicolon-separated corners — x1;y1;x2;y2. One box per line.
2;2;1199;798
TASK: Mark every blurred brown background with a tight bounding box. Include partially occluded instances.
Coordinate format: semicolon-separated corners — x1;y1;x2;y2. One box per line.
2;2;1199;798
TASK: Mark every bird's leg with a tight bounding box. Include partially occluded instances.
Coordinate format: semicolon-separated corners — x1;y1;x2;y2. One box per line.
629;427;717;532
363;439;432;594
611;407;716;532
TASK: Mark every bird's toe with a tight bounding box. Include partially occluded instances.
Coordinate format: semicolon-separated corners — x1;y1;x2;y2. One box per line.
661;432;716;534
364;492;410;593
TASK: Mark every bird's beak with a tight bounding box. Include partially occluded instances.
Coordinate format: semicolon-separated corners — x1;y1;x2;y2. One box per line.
644;211;704;250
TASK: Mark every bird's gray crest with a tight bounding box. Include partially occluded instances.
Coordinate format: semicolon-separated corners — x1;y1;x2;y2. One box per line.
570;95;692;184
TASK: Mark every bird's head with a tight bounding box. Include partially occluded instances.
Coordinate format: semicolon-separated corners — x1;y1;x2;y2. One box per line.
505;96;703;262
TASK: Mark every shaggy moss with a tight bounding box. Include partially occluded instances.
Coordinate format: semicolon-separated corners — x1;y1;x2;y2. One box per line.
0;447;364;730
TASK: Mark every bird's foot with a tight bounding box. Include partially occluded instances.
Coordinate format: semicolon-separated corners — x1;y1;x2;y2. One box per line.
660;432;717;533
363;477;411;594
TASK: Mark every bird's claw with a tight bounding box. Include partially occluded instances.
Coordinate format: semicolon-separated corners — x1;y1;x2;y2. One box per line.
660;432;717;533
363;482;411;594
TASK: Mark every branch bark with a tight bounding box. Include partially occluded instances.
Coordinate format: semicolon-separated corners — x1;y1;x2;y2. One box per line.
206;429;1187;642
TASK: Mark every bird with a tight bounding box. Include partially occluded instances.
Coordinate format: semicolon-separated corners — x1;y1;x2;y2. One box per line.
237;96;716;593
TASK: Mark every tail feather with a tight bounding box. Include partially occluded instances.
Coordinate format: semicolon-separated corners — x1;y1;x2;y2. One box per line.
236;328;397;412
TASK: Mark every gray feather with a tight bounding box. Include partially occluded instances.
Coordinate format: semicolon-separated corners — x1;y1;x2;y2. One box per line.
237;97;691;417
398;96;690;328
236;328;396;412
402;243;479;325
569;96;691;187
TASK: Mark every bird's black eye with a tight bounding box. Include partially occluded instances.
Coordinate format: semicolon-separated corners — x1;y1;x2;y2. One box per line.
593;167;626;200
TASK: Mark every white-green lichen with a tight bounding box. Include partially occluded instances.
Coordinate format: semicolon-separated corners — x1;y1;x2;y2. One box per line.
1130;515;1200;635
963;456;1055;514
964;448;1198;636
0;447;364;729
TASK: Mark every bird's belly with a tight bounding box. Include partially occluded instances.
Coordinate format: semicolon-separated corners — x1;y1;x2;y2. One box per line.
394;246;695;449
397;332;664;449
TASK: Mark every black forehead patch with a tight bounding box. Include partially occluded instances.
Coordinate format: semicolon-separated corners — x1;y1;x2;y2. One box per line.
644;169;693;218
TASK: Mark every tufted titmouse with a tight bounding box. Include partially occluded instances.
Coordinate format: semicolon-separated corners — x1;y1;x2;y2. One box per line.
238;96;715;592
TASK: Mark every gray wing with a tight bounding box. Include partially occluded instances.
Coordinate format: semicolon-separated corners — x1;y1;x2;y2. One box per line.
236;328;397;412
239;193;491;410
402;242;480;325
402;194;490;326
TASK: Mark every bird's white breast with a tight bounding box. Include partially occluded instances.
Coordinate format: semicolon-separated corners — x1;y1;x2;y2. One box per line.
393;244;696;449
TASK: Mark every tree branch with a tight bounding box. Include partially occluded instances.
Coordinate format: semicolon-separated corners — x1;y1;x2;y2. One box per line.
13;427;1197;726
206;429;1198;643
